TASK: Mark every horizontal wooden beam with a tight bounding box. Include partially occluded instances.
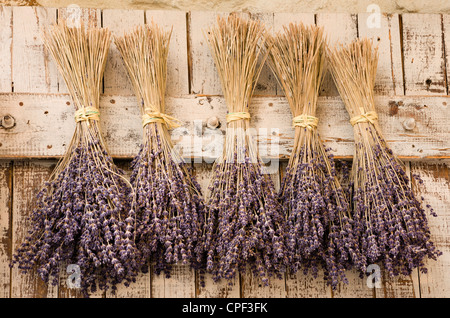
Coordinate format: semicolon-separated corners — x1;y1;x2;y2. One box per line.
0;93;448;160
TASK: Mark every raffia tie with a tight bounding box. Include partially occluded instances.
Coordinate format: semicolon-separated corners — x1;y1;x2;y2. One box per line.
292;114;319;130
142;107;182;129
350;109;378;126
74;106;100;123
226;112;250;123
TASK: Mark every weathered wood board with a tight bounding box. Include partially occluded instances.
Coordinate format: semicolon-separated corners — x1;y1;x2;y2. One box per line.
0;6;449;299
0;94;448;160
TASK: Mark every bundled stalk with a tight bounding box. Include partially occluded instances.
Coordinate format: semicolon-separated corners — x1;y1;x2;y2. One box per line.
266;23;365;288
115;23;207;277
11;21;140;296
203;15;286;285
328;38;441;277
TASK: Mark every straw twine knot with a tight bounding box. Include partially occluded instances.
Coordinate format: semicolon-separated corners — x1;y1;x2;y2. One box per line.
350;109;378;126
74;106;100;123
292;114;319;130
142;107;182;130
226;112;250;123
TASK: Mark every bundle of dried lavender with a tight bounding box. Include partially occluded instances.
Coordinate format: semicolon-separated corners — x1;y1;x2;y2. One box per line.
203;14;286;286
328;38;441;278
266;23;365;288
11;21;140;296
115;23;207;277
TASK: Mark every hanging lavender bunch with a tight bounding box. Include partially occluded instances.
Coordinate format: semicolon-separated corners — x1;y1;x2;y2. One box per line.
11;21;140;297
115;23;207;277
328;38;441;278
266;23;365;289
203;15;287;286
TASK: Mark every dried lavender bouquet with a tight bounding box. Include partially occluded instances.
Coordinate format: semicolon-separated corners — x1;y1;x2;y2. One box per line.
328;39;441;277
266;23;365;288
11;22;140;296
115;23;207;277
203;15;286;286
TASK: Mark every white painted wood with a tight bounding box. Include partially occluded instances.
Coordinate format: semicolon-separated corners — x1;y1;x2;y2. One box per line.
316;13;358;96
240;270;286;298
0;93;448;160
12;7;58;93
443;15;450;95
102;9;145;95
402;14;446;95
410;162;450;298
146;10;190;96
0;161;11;298
0;7;12;93
10;160;58;298
358;13;404;95
151;264;196;298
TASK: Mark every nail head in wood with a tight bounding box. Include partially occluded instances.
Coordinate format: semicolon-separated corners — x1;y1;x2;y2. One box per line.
1;115;15;129
402;118;416;130
206;116;220;129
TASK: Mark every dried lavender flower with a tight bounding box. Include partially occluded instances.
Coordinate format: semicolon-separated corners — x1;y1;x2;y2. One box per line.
266;23;365;289
11;21;140;297
328;38;441;278
203;14;287;286
115;23;207;278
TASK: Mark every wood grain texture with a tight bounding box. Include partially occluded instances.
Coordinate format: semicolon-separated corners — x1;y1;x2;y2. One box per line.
402;14;447;95
410;162;450;297
0;93;448;160
151;264;196;298
316;13;358;96
10;160;58;298
0;6;12;93
12;7;58;93
358;13;404;95
102;9;145;95
0;161;12;298
443;15;450;95
146;10;190;96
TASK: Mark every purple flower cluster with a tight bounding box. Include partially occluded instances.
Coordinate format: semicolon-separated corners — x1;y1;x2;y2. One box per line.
351;125;441;277
130;123;206;278
11;124;140;297
279;129;365;289
204;141;286;286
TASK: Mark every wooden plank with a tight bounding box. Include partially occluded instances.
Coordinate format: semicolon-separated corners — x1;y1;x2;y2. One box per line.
443;15;450;95
10;160;58;298
151;264;196;298
316;13;358;96
0;93;448;160
189;11;250;95
12;7;58;93
0;161;12;298
410;162;450;297
56;7;101;94
193;163;241;298
102;9;145;95
331;269;375;298
402;14;446;95
0;6;12;92
240;269;286;298
146;10;190;96
358;13;404;95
